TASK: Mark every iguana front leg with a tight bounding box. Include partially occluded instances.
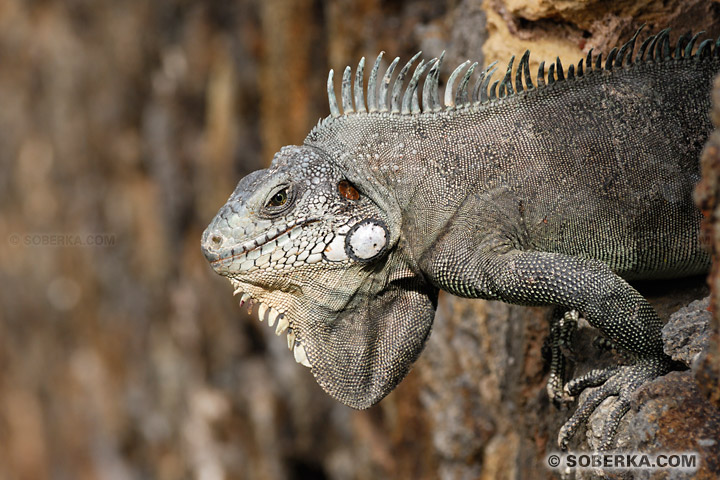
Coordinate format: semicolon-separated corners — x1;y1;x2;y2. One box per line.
418;193;672;450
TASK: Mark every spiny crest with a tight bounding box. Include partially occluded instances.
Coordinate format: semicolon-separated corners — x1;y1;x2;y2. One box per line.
324;27;720;120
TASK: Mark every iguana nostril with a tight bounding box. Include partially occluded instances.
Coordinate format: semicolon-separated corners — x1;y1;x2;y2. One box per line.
200;228;225;262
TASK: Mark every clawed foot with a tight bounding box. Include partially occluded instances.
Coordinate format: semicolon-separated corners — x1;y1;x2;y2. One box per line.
557;356;672;450
546;310;578;406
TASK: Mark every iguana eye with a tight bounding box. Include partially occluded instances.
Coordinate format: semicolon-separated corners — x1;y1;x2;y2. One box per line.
267;188;288;208
338;180;359;200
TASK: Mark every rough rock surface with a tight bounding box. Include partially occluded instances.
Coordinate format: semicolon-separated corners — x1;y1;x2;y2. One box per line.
483;0;720;76
662;297;712;365
696;74;720;413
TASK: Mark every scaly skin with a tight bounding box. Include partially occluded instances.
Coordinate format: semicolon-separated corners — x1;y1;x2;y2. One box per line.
202;28;717;449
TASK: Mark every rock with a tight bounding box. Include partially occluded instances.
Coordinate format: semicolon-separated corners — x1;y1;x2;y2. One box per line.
662;297;712;366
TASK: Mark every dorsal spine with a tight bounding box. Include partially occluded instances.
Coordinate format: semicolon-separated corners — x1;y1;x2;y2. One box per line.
322;27;720;124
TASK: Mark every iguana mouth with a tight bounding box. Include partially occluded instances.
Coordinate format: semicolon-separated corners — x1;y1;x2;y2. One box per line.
209;218;319;269
229;278;311;368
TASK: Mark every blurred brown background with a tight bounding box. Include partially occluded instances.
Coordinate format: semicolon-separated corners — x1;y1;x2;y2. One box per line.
1;1;719;479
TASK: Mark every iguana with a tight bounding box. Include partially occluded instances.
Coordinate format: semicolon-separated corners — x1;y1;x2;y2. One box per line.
201;27;717;450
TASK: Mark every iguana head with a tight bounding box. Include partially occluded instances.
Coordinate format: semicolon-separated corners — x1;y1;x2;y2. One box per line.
201;145;437;408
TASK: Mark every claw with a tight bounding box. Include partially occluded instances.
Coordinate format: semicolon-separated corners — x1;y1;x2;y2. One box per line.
599;396;632;450
557;356;672;450
565;366;619;397
546;309;579;405
558;380;617;450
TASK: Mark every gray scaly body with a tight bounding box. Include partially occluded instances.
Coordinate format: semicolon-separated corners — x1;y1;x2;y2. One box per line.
202;28;717;449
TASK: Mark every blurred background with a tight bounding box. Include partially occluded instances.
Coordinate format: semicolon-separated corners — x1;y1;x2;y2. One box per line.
1;1;719;479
